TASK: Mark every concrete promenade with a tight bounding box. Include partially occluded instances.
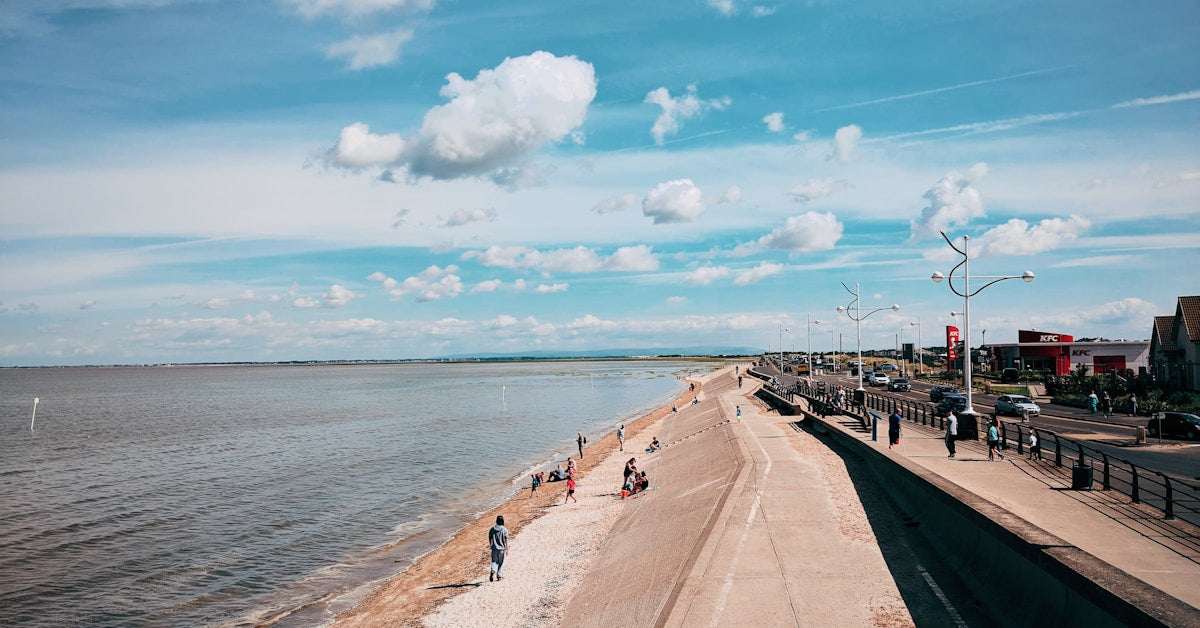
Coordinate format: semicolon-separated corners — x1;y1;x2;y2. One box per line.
561;366;1200;626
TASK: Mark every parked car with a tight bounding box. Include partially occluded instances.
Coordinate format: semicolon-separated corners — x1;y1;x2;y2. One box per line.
935;394;969;417
1000;368;1020;383
1146;412;1200;440
868;371;890;386
888;378;912;392
994;394;1040;417
879;363;899;371
929;385;959;402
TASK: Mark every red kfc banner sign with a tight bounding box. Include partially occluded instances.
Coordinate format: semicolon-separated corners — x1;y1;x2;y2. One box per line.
946;326;960;361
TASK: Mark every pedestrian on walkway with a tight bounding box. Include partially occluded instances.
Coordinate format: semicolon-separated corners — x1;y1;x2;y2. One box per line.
736;405;742;421
1129;394;1139;416
945;411;958;458
617;424;625;451
1102;392;1113;418
888;410;902;450
488;515;508;582
577;431;586;459
1088;391;1099;414
563;475;577;504
1028;431;1040;460
738;375;743;388
987;420;1004;461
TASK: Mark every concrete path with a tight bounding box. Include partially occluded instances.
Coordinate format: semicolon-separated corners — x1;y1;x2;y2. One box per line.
560;367;913;626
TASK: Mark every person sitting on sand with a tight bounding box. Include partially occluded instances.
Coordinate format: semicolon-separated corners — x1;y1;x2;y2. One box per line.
547;465;566;482
645;437;660;452
634;471;649;493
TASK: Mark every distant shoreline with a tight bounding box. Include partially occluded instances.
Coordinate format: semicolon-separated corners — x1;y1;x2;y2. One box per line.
0;355;754;369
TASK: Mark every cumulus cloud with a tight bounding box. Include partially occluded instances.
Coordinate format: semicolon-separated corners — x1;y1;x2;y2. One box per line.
471;279;503;293
788;178;851;203
202;298;231;310
535;282;569;293
603;245;660;271
643;179;704;224
326;28;413;70
974;215;1091;257
733;262;784;286
644;84;731;145
792;130;811;142
293;297;321;309
756;212;844;251
666;296;687;304
371;265;463;302
706;0;775;16
592;193;637;214
322;284;357;308
763;112;785;132
288;0;434;19
718;186;742;204
441;207;497;227
1076;298;1159;325
908;162;989;242
683;265;731;286
831;124;862;162
462;244;659;273
324;51;596;181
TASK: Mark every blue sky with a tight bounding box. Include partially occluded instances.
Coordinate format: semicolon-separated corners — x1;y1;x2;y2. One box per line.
1;0;1198;366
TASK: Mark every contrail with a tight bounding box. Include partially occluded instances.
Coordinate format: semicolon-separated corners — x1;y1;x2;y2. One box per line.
814;66;1073;113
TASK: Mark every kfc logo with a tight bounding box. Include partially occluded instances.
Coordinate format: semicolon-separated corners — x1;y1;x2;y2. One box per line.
1072;349;1090;357
1039;334;1059;342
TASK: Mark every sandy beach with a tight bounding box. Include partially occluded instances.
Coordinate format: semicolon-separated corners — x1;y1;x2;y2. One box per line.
330;365;716;627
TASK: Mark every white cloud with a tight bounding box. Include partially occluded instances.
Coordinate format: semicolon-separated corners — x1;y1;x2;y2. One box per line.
733;262;784;285
756;212;844;251
763;112;785;132
462;244;658;274
293;297;321;309
644;84;731;145
603;245;660;271
326;28;413;70
1112;89;1200;109
441;207;496;227
535;282;568;293
909;162;989;242
471;279;503;293
592;193;637;214
322;284;357;308
974;215;1091;257
288;0;434;19
792;130;811;142
832;124;862;163
718;186;742;204
683;265;731;286
643;179;704;224
666;296;687;304
80;300;96;310
202;297;230;310
324;51;596;180
788;178;851;203
707;0;736;15
386;265;463;302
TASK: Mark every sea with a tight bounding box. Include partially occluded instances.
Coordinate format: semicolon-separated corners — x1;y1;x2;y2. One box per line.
0;359;717;626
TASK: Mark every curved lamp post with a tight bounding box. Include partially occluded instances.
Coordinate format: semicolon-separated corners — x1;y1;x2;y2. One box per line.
931;232;1034;415
836;282;900;393
807;315;820;379
779;323;789;376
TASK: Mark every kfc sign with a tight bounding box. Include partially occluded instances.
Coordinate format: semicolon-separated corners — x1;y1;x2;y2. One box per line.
1018;330;1074;343
1072;349;1090;357
946;326;960;361
1039;334;1059;342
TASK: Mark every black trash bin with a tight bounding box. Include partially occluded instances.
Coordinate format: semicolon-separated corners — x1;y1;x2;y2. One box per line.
1072;459;1094;490
956;412;979;441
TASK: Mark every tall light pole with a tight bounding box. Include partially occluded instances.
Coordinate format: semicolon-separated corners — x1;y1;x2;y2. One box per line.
898;325;906;377
779;323;789;376
932;232;1034;415
910;319;923;376
806;315;820;380
829;329;836;369
836;282;900;394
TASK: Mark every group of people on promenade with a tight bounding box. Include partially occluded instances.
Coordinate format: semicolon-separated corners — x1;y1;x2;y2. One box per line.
622;457;650;497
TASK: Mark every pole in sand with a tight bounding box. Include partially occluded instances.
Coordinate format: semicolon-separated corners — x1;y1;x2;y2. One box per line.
30;397;40;431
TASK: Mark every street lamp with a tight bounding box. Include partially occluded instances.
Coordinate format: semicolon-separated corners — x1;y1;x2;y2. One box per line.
779;323;789;376
931;232;1034;416
910;319;923;376
807;315;820;379
898;325;906;377
836;282;900;394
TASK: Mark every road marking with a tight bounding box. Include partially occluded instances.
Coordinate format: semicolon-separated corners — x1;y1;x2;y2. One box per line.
916;562;967;627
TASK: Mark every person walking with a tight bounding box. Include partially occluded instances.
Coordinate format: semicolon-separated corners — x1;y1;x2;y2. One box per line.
488;515;508;582
563;475;577;504
1129;394;1139;416
987;420;1004;461
888;410;902;450
945;411;958;458
736;405;742;421
1101;392;1113;418
1028;431;1040;460
530;473;541;497
617;425;625;451
577;431;586;459
1088;391;1098;414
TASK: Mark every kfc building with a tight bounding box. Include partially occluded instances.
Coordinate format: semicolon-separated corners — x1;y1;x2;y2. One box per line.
986;330;1150;376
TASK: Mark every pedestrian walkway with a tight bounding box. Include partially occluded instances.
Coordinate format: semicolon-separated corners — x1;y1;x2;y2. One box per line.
820;408;1200;611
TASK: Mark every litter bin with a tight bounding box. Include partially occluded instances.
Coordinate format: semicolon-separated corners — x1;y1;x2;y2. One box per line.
853;388;865;406
956;413;979;441
1071;459;1094;490
1135;426;1146;444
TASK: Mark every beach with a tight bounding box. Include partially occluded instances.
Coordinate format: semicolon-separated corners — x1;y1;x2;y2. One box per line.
330;367;711;626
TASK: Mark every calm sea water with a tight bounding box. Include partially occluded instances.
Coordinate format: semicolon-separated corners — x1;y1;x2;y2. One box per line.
0;360;713;626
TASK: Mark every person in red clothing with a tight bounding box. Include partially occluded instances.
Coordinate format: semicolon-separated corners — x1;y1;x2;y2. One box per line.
563;475;577;504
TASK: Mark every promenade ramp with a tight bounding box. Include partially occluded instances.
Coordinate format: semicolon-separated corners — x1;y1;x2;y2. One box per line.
561;366;1200;627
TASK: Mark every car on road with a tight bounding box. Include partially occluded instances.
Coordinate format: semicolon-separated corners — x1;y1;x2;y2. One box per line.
1000;368;1020;383
868;371;890;386
994;394;1040;417
888;378;912;392
1146;412;1200;440
879;363;899;371
935;393;968;417
929;385;959;402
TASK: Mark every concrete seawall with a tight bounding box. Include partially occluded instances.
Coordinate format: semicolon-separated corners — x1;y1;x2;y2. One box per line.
802;405;1200;627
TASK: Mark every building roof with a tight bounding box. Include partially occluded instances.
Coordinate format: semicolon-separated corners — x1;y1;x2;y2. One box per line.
1154;315;1178;352
1179;296;1200;342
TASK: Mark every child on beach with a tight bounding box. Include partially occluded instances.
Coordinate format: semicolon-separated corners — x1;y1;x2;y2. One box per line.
564;476;577;504
530;472;542;497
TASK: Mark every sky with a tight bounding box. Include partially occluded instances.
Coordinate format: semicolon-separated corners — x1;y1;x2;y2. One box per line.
1;0;1198;366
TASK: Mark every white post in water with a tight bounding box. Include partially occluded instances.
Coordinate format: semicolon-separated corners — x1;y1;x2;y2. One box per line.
30;397;40;431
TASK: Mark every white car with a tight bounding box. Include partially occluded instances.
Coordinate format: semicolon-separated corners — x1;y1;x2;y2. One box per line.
867;371;890;386
994;394;1040;417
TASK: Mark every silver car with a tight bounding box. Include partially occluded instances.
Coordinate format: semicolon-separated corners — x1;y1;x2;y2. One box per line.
994;394;1040;417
